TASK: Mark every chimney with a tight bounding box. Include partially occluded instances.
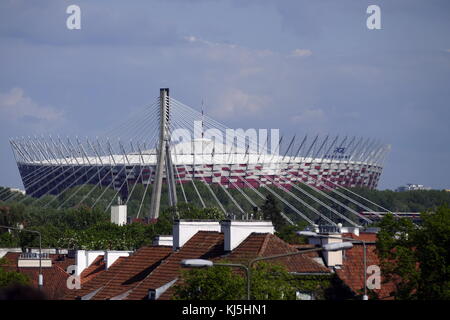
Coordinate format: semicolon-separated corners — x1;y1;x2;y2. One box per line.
75;250;104;275
104;251;132;269
153;235;173;247
220;220;274;251
314;225;344;268
75;250;86;276
111;198;127;226
172;220;221;250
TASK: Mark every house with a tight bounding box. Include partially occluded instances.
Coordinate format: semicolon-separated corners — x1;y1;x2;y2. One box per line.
0;251;76;299
335;232;397;300
1;220;397;300
0;249;126;299
64;220;332;300
300;227;397;300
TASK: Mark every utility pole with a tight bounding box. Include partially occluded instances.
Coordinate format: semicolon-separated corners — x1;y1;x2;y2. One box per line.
149;88;177;219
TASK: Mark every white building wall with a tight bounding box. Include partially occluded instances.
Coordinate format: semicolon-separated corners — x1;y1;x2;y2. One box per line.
172;220;221;250
105;251;132;269
321;235;343;267
221;220;275;251
111;205;127;226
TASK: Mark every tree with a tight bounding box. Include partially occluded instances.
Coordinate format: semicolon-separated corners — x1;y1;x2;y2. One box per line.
249;262;297;300
275;222;308;245
414;205;450;299
174;265;245;300
376;204;450;300
0;258;30;289
174;261;304;300
261;194;286;231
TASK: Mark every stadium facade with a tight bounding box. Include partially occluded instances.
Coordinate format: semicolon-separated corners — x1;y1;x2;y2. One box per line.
9;89;390;205
11;136;388;199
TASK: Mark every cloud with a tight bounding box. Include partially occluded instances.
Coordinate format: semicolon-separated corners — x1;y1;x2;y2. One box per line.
291;108;325;124
239;67;264;77
290;48;312;58
183;34;274;65
211;88;270;119
0;87;64;123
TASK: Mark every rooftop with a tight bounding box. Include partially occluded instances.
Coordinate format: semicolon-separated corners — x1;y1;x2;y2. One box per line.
63;231;332;300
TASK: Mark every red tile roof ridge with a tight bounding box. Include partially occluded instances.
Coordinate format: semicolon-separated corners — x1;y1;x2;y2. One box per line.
258;233;272;256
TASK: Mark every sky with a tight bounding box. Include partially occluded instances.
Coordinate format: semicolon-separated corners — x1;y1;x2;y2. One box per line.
0;0;449;190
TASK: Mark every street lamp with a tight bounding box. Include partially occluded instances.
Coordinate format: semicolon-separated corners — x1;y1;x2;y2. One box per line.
0;225;43;289
297;230;374;300
181;241;353;300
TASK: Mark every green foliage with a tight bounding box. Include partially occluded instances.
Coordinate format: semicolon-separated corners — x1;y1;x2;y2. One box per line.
2;182;450;258
376;205;450;300
3;184;450;230
174;260;335;300
0;197;227;250
0;258;30;288
174;265;246;300
249;262;296;300
414;205;450;299
261;194;286;231
275;222;309;244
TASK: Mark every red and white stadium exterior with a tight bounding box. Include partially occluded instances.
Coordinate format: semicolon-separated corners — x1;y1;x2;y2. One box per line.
12;137;388;198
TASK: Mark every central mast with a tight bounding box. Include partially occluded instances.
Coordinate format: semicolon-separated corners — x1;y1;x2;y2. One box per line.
149;88;177;220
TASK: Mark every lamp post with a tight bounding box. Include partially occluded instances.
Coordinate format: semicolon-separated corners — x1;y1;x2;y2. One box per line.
181;241;353;300
0;225;43;289
297;230;374;300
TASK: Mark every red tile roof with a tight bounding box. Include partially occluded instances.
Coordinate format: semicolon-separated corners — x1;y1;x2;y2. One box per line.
0;252;76;299
60;231;336;300
341;232;378;242
336;242;397;300
225;233;330;274
63;246;172;300
126;231;225;300
80;255;105;284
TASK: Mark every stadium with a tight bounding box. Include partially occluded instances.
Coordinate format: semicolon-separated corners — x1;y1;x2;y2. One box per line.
8;89;390;224
11;137;387;198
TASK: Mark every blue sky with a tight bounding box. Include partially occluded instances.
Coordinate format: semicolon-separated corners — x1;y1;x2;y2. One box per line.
0;0;449;190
